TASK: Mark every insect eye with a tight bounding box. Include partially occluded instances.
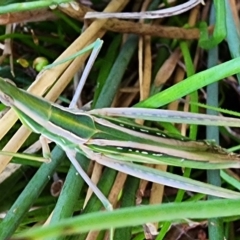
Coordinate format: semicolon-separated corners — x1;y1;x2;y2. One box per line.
0;92;14;106
3;78;17;87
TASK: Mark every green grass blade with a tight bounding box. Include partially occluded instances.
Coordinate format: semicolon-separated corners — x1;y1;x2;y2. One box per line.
94;34;138;109
135;56;240;108
0;0;72;14
225;0;240;84
92;35;122;107
206;27;223;240
13;198;240;239
43;39;102;70
199;0;226;49
114;176;139;240
47;156;89;240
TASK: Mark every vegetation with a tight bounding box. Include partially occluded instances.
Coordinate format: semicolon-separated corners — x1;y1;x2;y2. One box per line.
0;1;240;239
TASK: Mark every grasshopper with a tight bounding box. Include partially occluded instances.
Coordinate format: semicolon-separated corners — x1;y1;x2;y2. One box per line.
1;76;240;208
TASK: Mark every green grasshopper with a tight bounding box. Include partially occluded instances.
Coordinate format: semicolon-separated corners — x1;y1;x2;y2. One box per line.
1;76;240;209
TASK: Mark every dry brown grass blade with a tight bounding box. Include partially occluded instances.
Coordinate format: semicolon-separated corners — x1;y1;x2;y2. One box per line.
153;48;182;88
0;8;56;24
